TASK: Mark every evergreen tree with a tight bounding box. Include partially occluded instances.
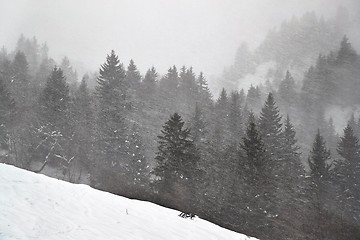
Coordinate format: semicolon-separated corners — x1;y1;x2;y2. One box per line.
307;130;332;240
153;113;201;212
308;130;332;180
123;123;149;197
39;67;70;131
336;35;358;65
11;51;30;111
141;66;157;98
33;67;73;173
126;59;141;91
196;71;212;106
60;56;78;89
242;112;266;178
334;124;360;236
278;70;297;111
71;77;94;182
241;113;272;238
159;65;179;94
259;93;283;157
94;50;129;190
246;85;261;111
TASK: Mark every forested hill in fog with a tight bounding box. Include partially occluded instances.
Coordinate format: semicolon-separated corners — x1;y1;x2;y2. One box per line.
220;7;354;91
1;9;360;240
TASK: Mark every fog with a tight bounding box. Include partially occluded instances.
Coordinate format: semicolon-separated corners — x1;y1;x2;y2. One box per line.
0;0;358;77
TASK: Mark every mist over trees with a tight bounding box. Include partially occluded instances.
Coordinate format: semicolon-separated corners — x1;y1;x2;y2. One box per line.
1;8;360;240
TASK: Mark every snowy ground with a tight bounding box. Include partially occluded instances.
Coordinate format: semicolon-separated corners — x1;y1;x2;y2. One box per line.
0;164;256;240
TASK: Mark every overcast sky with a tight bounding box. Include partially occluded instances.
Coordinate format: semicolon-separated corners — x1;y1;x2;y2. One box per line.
0;0;358;77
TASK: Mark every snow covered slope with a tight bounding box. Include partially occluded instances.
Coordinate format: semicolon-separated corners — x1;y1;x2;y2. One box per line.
0;164;256;240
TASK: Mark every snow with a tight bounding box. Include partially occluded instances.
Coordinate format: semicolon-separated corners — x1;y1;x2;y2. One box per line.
0;164;256;240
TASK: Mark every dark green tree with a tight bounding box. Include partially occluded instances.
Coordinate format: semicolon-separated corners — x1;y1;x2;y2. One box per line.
241;113;272;238
278;71;297;111
141;66;157;98
123;123;149;198
307;130;332;240
126;59;141;91
196;72;212;107
334;124;360;237
153;113;201;213
259;93;283;157
70;77;94;182
33;67;73;174
94;50;129;191
39;67;70;131
246;85;261;111
336;35;358;65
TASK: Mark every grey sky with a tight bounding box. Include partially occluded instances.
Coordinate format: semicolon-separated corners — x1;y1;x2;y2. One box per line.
0;0;358;77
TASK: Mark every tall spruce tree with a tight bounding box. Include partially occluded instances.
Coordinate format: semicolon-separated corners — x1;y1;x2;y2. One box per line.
126;59;141;91
71;77;94;182
94;50;129;191
278;71;297;111
153;113;201;213
196;72;212;106
259;93;283;158
141;66;157;97
334;124;360;236
307;130;332;240
11;51;30;114
241;113;272;238
34;67;73;173
39;67;70;131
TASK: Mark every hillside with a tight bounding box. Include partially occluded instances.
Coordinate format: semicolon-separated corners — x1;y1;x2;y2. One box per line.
0;164;256;240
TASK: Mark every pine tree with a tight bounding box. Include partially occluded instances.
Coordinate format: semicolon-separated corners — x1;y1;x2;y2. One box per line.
159;65;179;94
141;66;157;99
307;130;332;240
123;123;148;197
179;66;198;112
126;59;141;91
39;67;70;131
196;72;212;106
337;35;357;65
246;85;261;112
94;50;129;190
308;130;332;180
259;93;283;158
153;113;201;212
60;56;78;89
71;77;94;182
335;124;360;233
278;70;297;111
242;112;266;178
241;113;272;237
33;67;73;173
11;51;30;111
278;115;307;236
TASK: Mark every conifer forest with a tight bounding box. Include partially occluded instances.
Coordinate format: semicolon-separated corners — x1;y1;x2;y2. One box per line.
1;1;360;239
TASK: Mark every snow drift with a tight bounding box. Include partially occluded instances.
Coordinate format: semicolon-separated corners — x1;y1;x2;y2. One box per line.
0;164;256;240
